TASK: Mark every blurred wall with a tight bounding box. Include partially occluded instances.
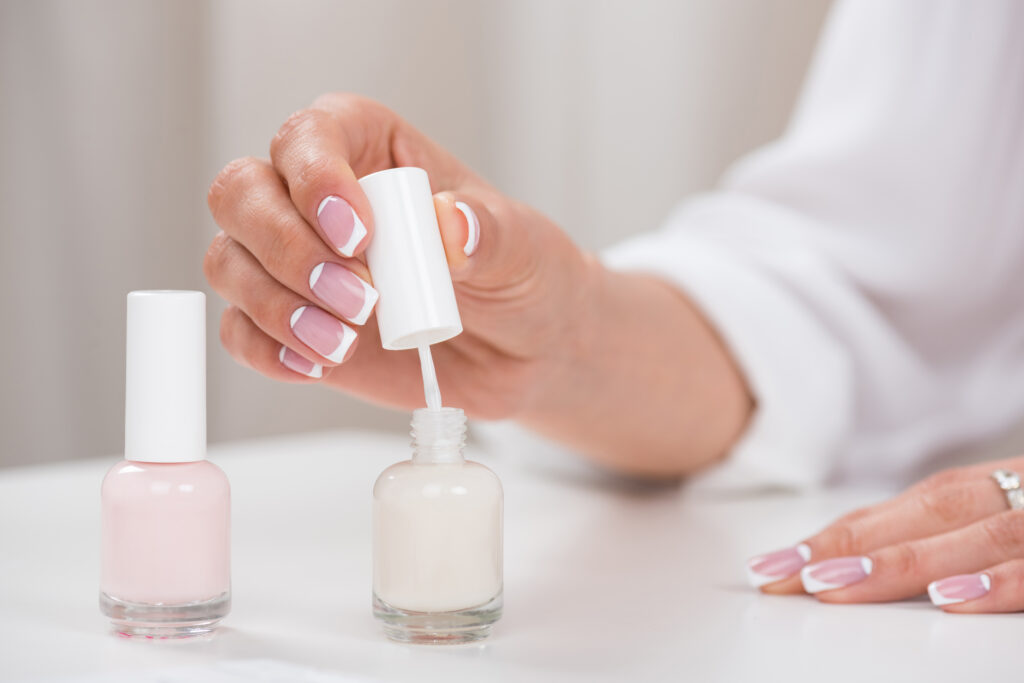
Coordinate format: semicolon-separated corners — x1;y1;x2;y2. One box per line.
0;0;831;467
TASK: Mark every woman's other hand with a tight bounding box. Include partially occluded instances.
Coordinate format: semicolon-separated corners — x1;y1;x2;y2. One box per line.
747;458;1024;613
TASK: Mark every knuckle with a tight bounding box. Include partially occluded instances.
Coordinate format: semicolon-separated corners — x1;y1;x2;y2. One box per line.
261;213;306;278
314;91;382;118
203;232;233;288
271;108;332;160
245;289;278;332
219;307;238;350
982;511;1024;556
296;154;341;193
1006;560;1024;596
824;523;862;557
208;157;264;220
916;467;966;493
836;506;873;525
886;543;922;576
917;485;981;525
220;307;257;370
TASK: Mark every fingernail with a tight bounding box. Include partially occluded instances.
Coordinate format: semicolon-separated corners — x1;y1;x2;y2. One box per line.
279;346;323;378
928;573;991;606
308;262;378;325
801;556;873;593
317;196;367;258
746;543;812;587
455;201;480;256
289;306;357;363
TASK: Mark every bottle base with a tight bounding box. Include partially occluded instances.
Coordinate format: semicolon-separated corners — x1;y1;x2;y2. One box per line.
99;591;230;638
373;591;502;644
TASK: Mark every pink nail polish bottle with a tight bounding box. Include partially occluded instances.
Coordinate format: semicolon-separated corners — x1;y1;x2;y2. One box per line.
100;291;230;637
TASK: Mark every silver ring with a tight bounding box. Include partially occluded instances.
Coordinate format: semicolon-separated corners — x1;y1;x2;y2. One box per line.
991;469;1024;510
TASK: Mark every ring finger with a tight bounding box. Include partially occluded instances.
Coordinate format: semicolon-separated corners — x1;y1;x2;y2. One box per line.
205;234;358;367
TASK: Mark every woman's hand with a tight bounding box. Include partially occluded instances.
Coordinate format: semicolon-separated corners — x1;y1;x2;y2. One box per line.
747;458;1024;612
205;93;751;478
205;93;588;419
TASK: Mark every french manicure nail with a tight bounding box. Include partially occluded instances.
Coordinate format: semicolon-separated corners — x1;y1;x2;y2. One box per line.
289;306;357;363
317;196;367;257
928;573;991;606
801;556;873;593
746;543;812;587
455;201;480;256
308;262;378;325
279;346;323;378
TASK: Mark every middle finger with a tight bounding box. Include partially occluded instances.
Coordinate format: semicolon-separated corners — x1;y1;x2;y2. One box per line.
207;157;378;326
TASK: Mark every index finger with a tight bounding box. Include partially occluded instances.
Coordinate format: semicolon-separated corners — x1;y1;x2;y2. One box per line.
271;94;485;259
270;102;385;258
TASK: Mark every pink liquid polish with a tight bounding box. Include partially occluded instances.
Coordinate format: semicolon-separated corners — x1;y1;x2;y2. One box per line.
99;291;230;637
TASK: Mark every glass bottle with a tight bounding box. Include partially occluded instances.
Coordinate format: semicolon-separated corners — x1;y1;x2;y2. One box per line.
373;407;503;643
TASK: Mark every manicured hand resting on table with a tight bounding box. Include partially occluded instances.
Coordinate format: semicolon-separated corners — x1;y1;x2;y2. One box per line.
749;458;1024;613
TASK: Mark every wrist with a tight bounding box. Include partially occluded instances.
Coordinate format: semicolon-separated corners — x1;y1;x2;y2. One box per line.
517;249;606;423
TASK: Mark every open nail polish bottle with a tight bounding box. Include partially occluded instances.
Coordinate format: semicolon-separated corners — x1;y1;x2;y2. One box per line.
100;291;230;637
361;168;504;643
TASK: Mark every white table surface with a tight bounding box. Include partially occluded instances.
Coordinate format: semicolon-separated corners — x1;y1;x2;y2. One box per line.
0;427;1018;682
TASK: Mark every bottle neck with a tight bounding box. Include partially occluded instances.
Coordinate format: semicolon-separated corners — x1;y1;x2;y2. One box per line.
411;407;466;464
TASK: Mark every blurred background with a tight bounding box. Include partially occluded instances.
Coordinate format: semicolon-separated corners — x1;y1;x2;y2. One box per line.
0;0;832;467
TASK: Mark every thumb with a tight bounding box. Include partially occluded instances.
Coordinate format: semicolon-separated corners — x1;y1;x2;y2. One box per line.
433;191;537;289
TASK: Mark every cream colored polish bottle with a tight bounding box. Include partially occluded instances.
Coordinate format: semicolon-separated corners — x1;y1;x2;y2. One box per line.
360;167;503;643
373;407;503;643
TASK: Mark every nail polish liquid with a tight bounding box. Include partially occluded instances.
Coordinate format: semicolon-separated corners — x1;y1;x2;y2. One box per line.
99;291;230;637
100;461;230;637
373;405;503;643
360;168;499;642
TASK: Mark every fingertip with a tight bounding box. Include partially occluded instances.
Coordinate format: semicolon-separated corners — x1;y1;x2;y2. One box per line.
279;345;324;379
434;192;471;270
757;576;806;595
316;194;372;258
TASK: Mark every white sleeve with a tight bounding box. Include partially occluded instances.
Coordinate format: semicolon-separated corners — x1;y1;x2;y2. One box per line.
603;0;1024;490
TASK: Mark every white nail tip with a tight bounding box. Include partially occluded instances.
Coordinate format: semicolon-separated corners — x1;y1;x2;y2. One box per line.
338;212;367;258
324;324;357;363
309;262;325;290
290;306;307;328
746;567;776;588
317;196;334;217
800;567;836;594
800;557;872;595
279;345;323;379
348;280;378;326
455;201;480;256
929;573;993;606
745;545;812;588
927;581;962;606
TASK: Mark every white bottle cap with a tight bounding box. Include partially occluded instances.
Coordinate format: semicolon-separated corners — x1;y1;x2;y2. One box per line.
359;167;463;350
124;290;206;463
